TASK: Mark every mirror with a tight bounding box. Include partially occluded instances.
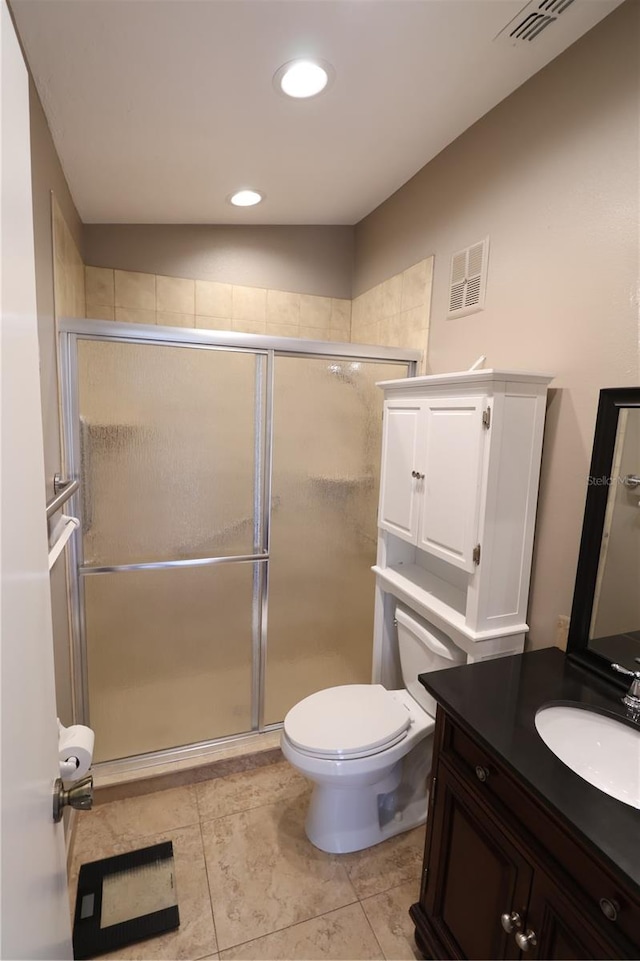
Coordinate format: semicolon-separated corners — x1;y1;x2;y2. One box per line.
567;387;640;683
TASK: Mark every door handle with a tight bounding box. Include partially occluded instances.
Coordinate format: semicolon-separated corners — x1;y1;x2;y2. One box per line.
53;775;93;822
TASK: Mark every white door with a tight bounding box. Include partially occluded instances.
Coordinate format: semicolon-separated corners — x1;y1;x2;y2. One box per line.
0;4;73;957
417;396;486;573
378;400;425;543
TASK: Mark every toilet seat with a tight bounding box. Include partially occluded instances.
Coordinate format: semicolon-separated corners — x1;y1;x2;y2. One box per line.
283;684;411;760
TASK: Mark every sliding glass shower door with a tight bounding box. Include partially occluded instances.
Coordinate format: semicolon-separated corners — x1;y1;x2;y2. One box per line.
63;322;414;765
75;339;266;761
265;356;404;723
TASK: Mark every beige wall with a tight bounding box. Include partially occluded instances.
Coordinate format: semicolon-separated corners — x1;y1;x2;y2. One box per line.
353;0;640;649
84;224;354;299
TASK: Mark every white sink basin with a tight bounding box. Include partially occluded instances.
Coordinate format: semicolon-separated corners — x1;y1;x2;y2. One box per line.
535;705;640;809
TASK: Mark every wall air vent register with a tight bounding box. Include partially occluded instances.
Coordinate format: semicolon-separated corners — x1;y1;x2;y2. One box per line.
447;237;490;320
495;0;577;46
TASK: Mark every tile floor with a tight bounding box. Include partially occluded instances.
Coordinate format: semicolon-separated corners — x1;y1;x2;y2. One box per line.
69;759;425;960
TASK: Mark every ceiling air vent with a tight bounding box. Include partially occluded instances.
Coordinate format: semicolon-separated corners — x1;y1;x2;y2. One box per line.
495;0;576;46
447;237;489;320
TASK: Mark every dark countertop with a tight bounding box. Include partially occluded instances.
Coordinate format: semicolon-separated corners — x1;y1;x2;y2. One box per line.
418;647;640;892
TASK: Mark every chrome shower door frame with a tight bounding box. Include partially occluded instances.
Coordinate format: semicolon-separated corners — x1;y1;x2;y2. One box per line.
59;318;419;771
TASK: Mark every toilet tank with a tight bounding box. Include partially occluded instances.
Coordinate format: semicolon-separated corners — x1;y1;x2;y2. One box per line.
395;604;466;717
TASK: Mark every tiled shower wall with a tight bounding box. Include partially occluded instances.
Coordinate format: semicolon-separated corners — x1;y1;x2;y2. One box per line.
351;257;433;359
84;256;433;363
85;268;352;341
52;196;85;320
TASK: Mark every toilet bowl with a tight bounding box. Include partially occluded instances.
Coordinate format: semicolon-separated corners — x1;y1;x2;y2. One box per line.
281;605;466;853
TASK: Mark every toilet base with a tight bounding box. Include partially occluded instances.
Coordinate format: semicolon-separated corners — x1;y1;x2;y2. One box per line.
304;745;432;854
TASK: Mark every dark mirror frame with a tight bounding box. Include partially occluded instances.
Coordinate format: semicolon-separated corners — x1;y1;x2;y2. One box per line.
566;386;640;686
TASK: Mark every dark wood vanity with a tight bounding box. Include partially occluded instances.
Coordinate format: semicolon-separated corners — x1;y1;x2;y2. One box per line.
410;649;640;960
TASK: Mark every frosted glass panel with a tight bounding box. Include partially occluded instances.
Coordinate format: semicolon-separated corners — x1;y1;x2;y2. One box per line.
265;357;410;724
84;563;257;761
78;341;261;565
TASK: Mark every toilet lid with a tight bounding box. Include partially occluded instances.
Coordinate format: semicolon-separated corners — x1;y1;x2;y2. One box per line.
283;685;411;759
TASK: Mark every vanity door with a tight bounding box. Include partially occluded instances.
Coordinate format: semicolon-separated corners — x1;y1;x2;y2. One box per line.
420;763;532;960
525;868;629;961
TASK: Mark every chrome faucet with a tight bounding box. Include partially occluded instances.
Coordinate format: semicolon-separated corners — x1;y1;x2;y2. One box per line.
611;664;640;720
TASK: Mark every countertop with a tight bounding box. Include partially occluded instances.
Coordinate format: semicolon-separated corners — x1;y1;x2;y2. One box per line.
418;647;640;892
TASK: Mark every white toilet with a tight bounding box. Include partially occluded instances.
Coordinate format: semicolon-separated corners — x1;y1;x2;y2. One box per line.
281;604;466;853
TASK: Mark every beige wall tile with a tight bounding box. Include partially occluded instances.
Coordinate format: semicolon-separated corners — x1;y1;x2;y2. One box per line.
266;289;300;326
380;273;403;318
330;298;351;333
233;319;266;335
266;322;300;339
300;294;332;329
156;275;195;314
196;280;233;318
115;269;155;310
86;304;115;322
156;311;195;328
85;266;115;307
299;326;330;341
195;315;233;331
52;198;85;320
401;259;428;311
115;307;156;325
327;328;350;343
351;294;365;331
232;285;267;323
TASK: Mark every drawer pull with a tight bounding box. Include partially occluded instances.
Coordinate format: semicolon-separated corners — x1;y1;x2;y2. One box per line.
599;898;619;922
515;929;537;951
500;911;522;933
475;765;489;782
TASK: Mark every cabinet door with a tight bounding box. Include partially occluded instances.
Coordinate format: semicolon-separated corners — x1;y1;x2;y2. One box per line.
526;868;629;961
422;764;532;960
418;396;486;572
378;400;426;543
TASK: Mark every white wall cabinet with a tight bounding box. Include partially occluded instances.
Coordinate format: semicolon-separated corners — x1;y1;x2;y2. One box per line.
379;395;486;572
372;369;553;684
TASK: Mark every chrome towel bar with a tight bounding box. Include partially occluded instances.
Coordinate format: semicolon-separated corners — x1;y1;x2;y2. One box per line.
46;474;79;518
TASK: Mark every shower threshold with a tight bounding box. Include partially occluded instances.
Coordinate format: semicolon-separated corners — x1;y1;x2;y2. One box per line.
92;727;283;793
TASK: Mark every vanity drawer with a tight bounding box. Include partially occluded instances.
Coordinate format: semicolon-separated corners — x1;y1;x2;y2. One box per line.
438;713;640;950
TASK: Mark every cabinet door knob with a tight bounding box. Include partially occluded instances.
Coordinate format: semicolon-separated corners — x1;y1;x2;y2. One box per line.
599;898;619;922
475;765;489;782
411;470;418;478
410;470;425;480
515;929;537;951
500;911;522;933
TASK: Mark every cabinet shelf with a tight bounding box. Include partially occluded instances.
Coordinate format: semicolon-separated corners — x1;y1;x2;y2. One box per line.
373;563;467;634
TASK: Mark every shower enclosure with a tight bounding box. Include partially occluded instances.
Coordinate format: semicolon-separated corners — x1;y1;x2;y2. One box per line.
59;320;418;769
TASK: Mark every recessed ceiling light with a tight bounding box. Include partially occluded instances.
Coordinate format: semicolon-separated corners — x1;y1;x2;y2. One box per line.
274;59;334;99
228;189;263;207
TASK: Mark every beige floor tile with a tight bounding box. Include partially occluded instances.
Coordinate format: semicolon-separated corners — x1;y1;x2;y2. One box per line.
340;826;425;900
360;881;422;960
196;759;310;822
70;824;217;961
201;795;358;950
220;903;384;960
73;784;200;854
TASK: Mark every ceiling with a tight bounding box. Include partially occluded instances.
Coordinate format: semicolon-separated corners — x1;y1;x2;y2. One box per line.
12;0;623;225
